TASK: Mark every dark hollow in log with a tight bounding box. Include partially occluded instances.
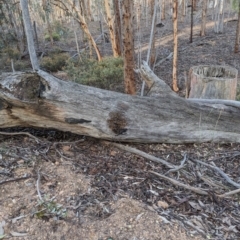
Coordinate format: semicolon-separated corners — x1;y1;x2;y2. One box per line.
188;65;238;100
0;62;240;144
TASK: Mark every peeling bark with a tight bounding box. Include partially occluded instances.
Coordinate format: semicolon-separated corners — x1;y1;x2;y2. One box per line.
1;64;240;144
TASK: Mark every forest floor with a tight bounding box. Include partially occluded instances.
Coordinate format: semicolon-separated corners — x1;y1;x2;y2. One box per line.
1;12;240;240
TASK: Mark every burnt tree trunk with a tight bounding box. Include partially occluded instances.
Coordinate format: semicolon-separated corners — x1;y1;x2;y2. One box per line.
1;63;240;143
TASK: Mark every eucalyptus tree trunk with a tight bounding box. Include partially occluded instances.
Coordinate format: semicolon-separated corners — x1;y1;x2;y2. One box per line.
200;0;208;36
20;0;39;70
64;0;102;61
42;0;54;45
214;0;224;33
234;1;240;53
122;0;136;95
149;0;157;66
161;0;165;20
87;0;94;21
182;0;186;17
190;0;194;43
104;0;121;57
172;0;179;92
5;1;25;56
113;0;122;55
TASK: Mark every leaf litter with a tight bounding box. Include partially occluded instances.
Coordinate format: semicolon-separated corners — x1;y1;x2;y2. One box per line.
0;128;239;239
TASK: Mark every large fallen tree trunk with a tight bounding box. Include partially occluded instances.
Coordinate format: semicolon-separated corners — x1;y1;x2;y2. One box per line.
0;62;240;143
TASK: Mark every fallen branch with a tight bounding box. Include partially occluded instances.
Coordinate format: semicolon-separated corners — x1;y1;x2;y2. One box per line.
218;188;240;198
190;159;240;189
196;171;226;190
0;175;32;185
104;141;176;169
155;52;173;67
149;170;209;195
0;131;40;143
166;153;187;174
36;169;43;201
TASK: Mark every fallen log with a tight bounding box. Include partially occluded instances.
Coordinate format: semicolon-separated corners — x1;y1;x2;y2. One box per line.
0;62;240;143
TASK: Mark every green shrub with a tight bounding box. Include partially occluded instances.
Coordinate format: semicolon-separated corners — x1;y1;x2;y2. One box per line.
3;47;21;60
40;52;69;72
64;56;124;91
52;21;69;39
14;60;30;71
44;32;60;41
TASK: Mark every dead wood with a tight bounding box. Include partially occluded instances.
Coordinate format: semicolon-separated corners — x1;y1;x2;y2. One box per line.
1;62;240;143
104;141;176;169
190;158;240;188
149;170;209;195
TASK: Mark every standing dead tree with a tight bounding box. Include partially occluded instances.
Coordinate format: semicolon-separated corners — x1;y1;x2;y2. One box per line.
172;0;179;91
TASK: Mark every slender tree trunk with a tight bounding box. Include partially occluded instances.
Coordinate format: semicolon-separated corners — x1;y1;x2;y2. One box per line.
87;0;94;21
161;0;165;20
149;0;157;66
193;0;197;11
122;0;136;95
113;0;122;55
190;0;194;43
200;0;207;36
182;0;186;17
172;0;179;92
5;2;25;56
42;0;54;45
20;0;39;70
104;0;120;57
74;0;102;61
234;1;240;53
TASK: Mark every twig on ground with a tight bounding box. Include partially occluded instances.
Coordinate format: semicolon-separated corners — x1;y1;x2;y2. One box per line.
155;52;173;67
197;171;226;190
54;139;85;145
149;170;209;195
103;141;176;169
218;188;240;198
0;175;32;185
36;169;43;201
165;153;187;175
0;131;40;143
190;158;240;188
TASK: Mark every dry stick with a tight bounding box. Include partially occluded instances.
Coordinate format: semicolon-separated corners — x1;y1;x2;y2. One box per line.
196;171;226;190
0;175;32;185
36;170;43;202
0;131;40;143
149;170;209;195
218;188;240;198
191;158;240;189
105;142;176;169
107;142;240;198
141;0;158;96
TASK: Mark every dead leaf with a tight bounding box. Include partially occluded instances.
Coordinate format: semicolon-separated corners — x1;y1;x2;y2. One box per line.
110;150;117;156
188;201;202;211
157;201;169;209
10;231;28;237
62;145;71;152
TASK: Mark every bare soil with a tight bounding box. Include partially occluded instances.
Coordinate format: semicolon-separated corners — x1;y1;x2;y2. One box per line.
1;8;240;240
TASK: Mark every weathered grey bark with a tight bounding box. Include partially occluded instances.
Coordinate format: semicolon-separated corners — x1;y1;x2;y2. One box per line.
1;63;240;144
200;0;207;36
172;0;179;91
20;0;39;70
235;1;240;53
